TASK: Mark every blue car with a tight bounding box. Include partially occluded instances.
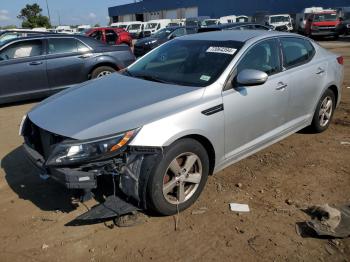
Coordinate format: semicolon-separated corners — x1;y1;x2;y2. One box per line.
0;34;135;104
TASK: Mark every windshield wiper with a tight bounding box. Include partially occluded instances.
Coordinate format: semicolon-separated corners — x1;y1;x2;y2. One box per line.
134;74;173;84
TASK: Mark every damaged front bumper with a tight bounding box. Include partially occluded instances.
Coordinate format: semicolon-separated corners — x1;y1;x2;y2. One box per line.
21;119;162;222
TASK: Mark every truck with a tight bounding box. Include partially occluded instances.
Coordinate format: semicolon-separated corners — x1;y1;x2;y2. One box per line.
295;7;326;33
143;19;172;37
304;10;341;38
265;14;293;32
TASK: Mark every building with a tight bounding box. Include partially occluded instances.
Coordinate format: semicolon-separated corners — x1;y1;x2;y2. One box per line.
108;0;350;22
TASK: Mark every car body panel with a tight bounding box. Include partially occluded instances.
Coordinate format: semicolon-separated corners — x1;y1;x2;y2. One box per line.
28;73;204;140
25;30;344;177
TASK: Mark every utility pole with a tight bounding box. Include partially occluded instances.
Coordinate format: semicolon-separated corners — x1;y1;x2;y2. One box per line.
45;0;52;26
57;11;61;26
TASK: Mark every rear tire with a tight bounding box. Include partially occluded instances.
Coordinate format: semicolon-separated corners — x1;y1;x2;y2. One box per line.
91;66;116;79
146;138;209;216
310;89;335;133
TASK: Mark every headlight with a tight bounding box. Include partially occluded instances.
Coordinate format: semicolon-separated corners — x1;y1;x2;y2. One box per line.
46;129;138;166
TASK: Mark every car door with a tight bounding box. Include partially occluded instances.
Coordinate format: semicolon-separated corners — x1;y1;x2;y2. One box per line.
0;39;48;99
279;37;328;124
46;37;92;89
222;38;290;159
105;29;119;45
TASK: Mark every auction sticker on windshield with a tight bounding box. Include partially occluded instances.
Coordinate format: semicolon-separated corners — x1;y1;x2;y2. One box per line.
206;46;237;55
200;75;211;81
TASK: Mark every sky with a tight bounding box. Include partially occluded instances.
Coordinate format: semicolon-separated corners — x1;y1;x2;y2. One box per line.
0;0;134;27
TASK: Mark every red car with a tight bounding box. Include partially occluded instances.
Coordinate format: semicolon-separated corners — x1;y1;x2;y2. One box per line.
305;11;341;38
86;27;132;46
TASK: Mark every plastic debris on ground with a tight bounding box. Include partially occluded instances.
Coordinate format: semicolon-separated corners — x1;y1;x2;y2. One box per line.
229;203;250;213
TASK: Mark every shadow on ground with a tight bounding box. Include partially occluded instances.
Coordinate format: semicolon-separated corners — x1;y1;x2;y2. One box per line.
1;146;78;213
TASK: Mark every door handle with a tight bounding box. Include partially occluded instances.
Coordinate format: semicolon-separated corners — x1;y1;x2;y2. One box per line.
276;82;288;90
78;53;93;59
29;61;43;66
316;67;325;74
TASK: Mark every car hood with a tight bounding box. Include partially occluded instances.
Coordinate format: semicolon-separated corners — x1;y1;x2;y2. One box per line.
28;73;204;140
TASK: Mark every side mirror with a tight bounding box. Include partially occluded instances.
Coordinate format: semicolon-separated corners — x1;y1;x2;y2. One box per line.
236;69;268;86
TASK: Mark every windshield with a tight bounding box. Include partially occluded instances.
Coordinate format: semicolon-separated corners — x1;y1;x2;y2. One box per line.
127;39;243;87
202;20;218;26
145;23;158;29
153;28;173;38
119;24;128;29
343;12;350;20
129;24;141;30
314;13;337;22
270;16;290;23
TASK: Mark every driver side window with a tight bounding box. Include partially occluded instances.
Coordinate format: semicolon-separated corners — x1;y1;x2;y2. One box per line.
237;39;281;76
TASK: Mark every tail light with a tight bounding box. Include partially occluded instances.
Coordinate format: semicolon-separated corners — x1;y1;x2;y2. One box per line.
337;56;344;65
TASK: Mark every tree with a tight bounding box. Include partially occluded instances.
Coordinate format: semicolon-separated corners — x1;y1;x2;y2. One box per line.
17;4;51;28
0;25;17;30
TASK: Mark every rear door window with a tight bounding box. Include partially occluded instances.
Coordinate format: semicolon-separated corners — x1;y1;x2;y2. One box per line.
280;37;315;68
48;38;89;54
0;40;43;60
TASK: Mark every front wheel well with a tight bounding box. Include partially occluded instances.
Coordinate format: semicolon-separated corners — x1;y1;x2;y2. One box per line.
178;135;216;176
88;63;120;79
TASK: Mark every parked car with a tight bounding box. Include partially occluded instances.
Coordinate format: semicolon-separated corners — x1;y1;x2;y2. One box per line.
185;16;211;27
0;30;53;45
125;21;145;39
0;34;135;104
220;15;247;24
86;27;132;46
201;19;220;27
21;30;343;218
198;22;271;33
134;26;197;57
143;19;172;37
265;14;293;32
304;10;341;38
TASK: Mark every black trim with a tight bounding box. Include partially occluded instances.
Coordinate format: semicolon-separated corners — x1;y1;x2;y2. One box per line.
202;104;224;116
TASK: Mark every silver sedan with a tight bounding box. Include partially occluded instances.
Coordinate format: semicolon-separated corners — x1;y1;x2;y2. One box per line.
22;30;344;217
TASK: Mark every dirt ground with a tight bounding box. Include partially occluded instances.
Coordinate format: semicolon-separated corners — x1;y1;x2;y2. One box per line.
0;41;349;262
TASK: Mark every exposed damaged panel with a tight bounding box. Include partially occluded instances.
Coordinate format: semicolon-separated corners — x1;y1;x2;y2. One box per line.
119;147;162;208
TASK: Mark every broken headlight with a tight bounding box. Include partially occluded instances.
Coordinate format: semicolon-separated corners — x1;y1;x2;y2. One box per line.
46;129;138;166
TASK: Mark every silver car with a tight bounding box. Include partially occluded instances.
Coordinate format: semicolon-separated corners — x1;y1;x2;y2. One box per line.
21;31;344;217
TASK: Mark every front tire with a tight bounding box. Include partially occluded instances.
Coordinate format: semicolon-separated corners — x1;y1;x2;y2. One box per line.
147;138;209;216
310;89;335;133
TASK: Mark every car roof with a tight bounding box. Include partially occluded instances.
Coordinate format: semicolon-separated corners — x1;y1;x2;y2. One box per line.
178;30;292;42
1;34;92;44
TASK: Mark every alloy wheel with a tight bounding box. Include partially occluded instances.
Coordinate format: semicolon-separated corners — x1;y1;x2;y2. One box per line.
319;96;333;127
162;152;203;205
97;71;112;78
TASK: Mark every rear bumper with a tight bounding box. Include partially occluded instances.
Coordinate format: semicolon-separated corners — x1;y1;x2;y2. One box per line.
23;143;97;189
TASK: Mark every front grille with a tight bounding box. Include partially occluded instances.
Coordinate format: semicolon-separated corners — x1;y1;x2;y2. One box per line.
23;118;68;159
